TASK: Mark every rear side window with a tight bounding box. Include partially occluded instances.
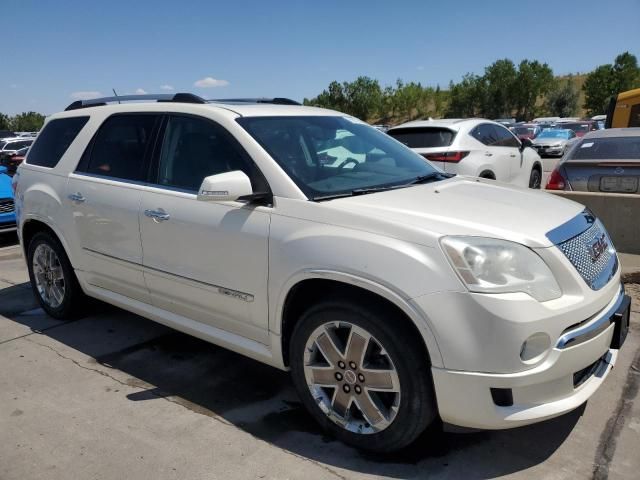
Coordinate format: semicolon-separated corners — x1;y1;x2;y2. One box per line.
84;114;159;181
26;116;89;168
388;127;455;148
569;136;640;160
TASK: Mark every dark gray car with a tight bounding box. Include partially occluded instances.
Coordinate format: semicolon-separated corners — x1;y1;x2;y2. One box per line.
547;128;640;193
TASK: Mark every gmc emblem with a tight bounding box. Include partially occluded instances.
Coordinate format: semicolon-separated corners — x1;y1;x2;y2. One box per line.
588;233;608;263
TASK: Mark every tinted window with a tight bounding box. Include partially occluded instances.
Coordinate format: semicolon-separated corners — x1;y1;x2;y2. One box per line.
470;124;499;146
388;127;455;148
156;115;266;192
238;116;438;199
569;136;640;160
26;117;88;168
493;124;520;147
86;114;158;181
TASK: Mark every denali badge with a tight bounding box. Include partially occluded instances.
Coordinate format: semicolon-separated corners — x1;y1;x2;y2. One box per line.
588;233;608;263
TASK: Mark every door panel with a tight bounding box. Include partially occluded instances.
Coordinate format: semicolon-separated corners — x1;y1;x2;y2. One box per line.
140;188;270;343
140;113;272;344
65;113;160;302
67;174;149;301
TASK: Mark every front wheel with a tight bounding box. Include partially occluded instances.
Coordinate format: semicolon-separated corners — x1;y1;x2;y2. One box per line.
529;168;542;189
290;299;437;452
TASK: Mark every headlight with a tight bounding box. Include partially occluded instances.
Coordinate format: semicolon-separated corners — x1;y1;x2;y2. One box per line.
440;237;562;302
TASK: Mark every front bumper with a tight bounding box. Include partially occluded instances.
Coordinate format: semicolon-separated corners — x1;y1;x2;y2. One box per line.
534;146;563;156
430;285;629;429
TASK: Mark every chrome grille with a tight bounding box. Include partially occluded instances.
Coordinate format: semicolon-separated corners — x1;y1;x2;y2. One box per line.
557;220;617;290
0;198;14;214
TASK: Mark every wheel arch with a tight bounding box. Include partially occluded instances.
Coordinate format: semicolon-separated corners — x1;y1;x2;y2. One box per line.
276;271;443;370
21;217;74;266
478;169;496;180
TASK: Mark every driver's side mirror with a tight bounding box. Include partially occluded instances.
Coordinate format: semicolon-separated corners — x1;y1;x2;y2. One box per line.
197;170;253;202
520;138;533;150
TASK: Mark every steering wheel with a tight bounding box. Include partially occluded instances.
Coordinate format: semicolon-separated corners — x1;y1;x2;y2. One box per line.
336;157;359;170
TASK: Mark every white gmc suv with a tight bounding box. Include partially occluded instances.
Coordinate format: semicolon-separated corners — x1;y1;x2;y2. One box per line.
13;93;631;452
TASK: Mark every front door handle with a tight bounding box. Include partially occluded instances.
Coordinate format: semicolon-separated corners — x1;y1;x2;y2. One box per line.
485;152;493;157
510;154;517;158
68;192;85;203
144;209;170;223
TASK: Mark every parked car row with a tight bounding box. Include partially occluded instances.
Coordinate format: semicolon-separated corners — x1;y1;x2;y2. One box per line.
5;92;633;454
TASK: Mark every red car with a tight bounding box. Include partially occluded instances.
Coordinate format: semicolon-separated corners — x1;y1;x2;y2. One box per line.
554;121;598;138
509;123;542;141
0;146;28;175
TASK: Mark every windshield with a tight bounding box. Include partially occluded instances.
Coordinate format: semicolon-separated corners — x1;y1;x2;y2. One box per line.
539;130;570;139
237;116;439;199
570;136;640;160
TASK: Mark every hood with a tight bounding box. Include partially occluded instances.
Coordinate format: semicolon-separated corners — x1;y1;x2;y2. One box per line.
323;177;583;248
0;173;12;198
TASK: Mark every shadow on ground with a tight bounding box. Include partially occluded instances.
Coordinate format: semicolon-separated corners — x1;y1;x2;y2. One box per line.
1;284;583;479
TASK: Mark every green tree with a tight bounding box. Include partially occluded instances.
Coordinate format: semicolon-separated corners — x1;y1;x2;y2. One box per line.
583;52;640;115
483;59;518;118
10;111;46;131
0;113;11;130
305;76;382;120
446;74;486;117
545;77;579;117
513;60;554;120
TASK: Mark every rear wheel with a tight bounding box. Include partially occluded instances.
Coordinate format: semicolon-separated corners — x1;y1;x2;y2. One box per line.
290;299;437;452
27;231;86;319
529;167;542;189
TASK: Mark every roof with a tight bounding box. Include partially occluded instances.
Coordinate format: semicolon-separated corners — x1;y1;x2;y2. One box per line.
582;127;640;139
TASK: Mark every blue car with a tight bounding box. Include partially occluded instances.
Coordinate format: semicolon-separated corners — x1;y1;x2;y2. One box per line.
0;166;16;233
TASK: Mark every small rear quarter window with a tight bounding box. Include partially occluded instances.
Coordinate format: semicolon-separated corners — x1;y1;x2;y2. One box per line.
26;116;89;168
388;127;456;148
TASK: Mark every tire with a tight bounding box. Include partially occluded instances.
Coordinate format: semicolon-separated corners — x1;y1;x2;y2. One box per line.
290;299;437;452
528;168;542;189
27;231;86;319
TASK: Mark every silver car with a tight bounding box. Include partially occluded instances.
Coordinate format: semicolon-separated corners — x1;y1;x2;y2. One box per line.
532;129;577;157
546;128;640;193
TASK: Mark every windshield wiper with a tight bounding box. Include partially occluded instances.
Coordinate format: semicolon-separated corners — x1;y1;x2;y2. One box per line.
407;172;455;185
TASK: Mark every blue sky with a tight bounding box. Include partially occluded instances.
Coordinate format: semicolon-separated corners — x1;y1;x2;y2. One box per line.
2;0;639;115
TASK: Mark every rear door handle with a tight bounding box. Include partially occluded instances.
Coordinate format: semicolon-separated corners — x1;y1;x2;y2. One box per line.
510;154;517;157
144;209;170;223
68;193;85;203
485;152;493;157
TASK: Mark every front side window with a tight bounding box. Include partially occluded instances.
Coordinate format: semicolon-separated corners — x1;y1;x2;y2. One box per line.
85;114;158;181
237;116;439;199
155;115;266;192
492;125;520;147
27;116;89;168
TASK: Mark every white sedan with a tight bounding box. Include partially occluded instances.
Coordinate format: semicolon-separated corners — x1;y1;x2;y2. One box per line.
387;118;543;188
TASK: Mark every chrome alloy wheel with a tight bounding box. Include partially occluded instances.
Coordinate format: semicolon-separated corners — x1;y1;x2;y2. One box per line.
32;244;66;308
303;321;401;434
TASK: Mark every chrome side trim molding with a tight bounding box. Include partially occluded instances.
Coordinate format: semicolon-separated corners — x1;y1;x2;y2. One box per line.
556;284;624;349
83;247;254;302
546;209;596;245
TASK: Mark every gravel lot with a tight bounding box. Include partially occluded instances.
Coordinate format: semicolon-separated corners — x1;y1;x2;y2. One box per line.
1;233;639;480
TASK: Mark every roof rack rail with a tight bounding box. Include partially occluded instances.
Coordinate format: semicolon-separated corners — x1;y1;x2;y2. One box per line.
209;97;301;106
64;92;206;111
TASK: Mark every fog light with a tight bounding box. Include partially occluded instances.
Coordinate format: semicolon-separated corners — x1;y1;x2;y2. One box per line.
520;332;551;363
